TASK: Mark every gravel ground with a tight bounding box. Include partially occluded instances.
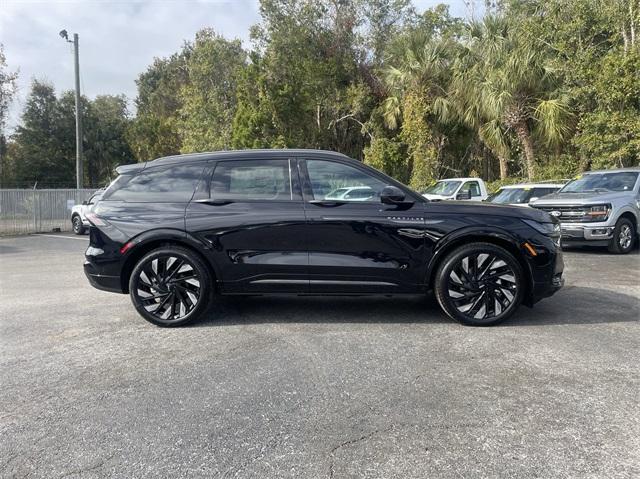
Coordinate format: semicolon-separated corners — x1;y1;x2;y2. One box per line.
1;233;639;478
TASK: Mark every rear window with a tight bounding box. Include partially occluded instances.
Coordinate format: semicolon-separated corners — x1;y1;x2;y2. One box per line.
103;164;205;202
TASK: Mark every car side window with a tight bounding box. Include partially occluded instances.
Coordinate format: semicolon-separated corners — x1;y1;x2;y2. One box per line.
463;181;481;197
211;160;292;201
104;164;205;202
305;160;386;202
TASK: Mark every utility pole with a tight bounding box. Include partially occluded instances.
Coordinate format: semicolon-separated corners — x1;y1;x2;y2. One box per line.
60;30;83;189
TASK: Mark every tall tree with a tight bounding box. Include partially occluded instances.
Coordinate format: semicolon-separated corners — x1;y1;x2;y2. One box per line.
178;29;247;152
10;81;76;187
127;53;188;161
0;44;18;187
85;95;133;186
448;15;572;179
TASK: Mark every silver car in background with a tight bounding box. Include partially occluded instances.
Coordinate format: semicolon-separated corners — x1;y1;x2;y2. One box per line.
531;167;640;254
487;182;565;207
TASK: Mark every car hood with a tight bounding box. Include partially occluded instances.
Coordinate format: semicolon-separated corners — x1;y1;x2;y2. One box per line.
531;191;631;206
423;200;553;223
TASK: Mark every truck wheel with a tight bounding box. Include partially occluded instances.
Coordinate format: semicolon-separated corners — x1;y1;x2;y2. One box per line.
434;242;525;326
608;218;635;254
72;215;85;235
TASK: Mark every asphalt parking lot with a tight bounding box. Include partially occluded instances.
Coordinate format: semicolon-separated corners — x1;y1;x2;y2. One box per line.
1;233;639;478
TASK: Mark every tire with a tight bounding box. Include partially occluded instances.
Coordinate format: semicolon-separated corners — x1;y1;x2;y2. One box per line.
607;218;635;254
129;246;213;327
434;242;525;326
72;215;85;235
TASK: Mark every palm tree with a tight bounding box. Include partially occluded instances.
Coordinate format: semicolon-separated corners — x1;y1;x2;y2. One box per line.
448;15;571;180
381;32;458;183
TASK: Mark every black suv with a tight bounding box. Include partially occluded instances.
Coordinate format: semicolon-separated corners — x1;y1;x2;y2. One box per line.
85;149;564;327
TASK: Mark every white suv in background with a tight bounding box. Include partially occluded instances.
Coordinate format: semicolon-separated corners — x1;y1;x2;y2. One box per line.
71;189;103;235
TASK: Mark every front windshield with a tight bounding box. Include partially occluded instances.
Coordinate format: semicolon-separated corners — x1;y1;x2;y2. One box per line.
489;188;531;204
561;172;639;193
423;180;461;196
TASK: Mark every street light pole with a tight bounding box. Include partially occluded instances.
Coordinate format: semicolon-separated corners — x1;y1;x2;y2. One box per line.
73;34;83;189
60;30;83;189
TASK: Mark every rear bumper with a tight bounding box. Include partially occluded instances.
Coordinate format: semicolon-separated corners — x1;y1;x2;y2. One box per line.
84;260;124;293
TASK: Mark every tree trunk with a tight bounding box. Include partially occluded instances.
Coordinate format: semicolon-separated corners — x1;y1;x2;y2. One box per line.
498;156;508;180
514;121;535;180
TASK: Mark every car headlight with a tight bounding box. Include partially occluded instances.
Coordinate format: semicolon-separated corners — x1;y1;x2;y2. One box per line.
522;219;561;237
584;204;611;222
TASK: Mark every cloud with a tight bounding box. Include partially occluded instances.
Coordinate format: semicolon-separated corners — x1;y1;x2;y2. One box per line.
1;0;260;130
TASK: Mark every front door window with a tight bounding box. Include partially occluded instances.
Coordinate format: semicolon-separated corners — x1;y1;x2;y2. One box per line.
305;160;387;202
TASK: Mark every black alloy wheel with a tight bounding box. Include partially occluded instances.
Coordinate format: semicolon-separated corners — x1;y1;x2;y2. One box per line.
435;243;524;326
129;247;212;326
72;215;85;235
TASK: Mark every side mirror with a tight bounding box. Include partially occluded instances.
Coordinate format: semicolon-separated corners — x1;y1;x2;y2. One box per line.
82;200;88;206
529;197;539;203
380;185;406;205
456;189;471;200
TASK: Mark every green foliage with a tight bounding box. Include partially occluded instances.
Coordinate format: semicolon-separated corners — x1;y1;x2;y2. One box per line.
178;29;247;152
0;44;18;133
6;80;131;188
364;136;409;183
5;0;640;188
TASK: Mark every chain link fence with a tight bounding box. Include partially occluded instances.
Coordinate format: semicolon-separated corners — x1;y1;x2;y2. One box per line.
0;189;96;235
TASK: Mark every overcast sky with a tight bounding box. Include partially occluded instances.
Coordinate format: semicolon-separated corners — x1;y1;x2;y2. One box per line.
1;0;472;131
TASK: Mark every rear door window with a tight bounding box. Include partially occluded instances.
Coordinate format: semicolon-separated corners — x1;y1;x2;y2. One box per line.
210;160;294;201
103;164;205;202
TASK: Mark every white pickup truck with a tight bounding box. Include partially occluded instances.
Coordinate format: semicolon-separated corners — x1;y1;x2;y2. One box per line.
421;177;489;201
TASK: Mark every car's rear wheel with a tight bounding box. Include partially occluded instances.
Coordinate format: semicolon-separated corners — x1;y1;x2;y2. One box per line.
608;218;635;254
72;215;85;235
434;243;525;326
129;247;213;327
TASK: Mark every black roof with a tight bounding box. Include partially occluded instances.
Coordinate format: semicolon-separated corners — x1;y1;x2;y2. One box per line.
116;149;352;174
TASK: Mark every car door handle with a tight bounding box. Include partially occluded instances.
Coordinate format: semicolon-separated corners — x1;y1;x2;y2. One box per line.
195;199;234;206
308;200;347;207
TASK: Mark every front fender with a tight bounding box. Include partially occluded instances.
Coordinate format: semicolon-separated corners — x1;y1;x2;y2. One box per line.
424;225;535;291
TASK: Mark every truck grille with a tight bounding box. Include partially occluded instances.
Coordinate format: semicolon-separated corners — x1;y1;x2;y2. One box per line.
532;205;591;222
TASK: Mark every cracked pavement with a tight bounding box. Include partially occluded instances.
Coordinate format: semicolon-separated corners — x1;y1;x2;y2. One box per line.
1;233;639;478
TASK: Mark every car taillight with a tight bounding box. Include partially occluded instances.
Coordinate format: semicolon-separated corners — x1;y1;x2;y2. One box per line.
85;212;107;226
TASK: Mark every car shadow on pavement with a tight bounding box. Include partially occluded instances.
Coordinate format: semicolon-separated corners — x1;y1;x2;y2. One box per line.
191;286;639;328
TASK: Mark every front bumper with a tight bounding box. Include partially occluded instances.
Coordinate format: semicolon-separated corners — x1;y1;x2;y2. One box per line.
560;222;613;246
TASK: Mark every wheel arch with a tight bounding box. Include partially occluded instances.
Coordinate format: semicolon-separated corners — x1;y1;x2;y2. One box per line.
618;210;638;232
120;235;219;294
426;231;534;305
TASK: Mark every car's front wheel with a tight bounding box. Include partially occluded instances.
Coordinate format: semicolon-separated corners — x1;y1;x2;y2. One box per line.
608;218;635;254
434;242;525;326
72;215;85;235
129;246;213;327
